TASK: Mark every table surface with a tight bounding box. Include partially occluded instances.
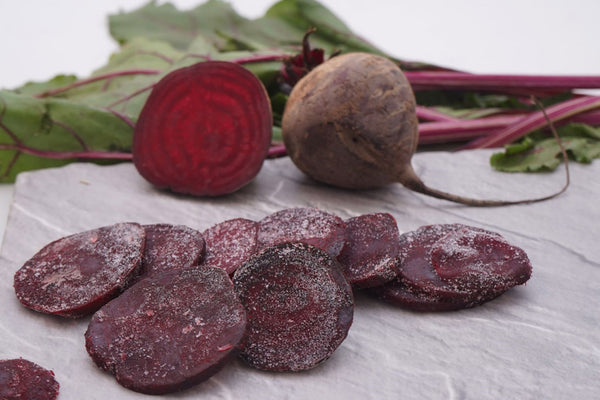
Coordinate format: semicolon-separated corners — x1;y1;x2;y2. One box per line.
1;151;598;399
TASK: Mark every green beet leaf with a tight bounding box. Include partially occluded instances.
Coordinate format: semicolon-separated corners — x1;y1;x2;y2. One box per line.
490;123;600;172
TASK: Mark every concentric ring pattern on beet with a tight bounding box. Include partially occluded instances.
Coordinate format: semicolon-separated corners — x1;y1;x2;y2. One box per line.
233;242;354;372
371;223;532;311
132;61;272;196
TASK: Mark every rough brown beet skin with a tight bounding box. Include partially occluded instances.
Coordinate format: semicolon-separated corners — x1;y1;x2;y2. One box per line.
13;222;145;318
233;242;354;372
85;267;247;395
0;358;59;400
282;52;419;189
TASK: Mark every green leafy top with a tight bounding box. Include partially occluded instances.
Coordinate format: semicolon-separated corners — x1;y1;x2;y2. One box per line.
491;123;600;172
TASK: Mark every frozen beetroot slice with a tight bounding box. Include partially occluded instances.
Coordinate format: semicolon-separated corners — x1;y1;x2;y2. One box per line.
370;276;472;312
200;218;259;275
0;358;59;400
397;224;473;300
13;222;145;318
337;213;401;288
431;226;532;294
375;224;531;311
257;207;346;257
233;242;354;372
132;61;272;196
85;267;247;395
134;224;205;282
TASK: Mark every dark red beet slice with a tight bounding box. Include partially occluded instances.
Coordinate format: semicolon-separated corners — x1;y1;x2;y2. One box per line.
134;224;205;282
13;222;145;318
0;358;59;400
396;224;472;300
200;218;259;275
85;267;247;395
370;278;471;312
257;207;346;257
431;226;532;294
233;242;354;372
132;61;272;196
373;224;531;311
337;213;401;288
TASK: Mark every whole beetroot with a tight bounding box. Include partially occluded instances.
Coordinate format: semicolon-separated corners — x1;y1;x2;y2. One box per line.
282;52;562;206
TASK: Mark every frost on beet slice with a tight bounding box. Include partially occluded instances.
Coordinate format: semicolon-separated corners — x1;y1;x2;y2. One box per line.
85;267;247;395
13;222;145;318
257;207;346;257
233;242;354;372
200;218;259;275
337;213;401;289
397;224;471;299
133;224;205;282
430;226;532;294
374;223;532;311
0;358;60;400
369;277;472;312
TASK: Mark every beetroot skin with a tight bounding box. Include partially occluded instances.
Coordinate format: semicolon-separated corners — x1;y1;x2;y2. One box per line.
133;61;272;196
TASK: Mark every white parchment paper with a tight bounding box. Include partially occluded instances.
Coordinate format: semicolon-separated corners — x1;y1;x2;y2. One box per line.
1;150;598;399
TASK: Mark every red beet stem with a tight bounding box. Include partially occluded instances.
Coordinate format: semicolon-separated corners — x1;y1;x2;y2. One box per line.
405;71;600;91
416;105;459;122
462;95;600;149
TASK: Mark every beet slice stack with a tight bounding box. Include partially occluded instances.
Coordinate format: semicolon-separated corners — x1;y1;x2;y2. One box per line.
132;61;273;196
371;224;532;311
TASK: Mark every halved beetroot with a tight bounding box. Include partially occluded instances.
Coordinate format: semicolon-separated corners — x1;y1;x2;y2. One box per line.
337;213;401;288
200;218;259;275
0;358;59;400
132;61;272;196
85;267;247;395
13;222;145;318
257;207;346;257
233;242;353;372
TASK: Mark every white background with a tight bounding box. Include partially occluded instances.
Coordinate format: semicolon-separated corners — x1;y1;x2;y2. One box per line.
1;0;600;90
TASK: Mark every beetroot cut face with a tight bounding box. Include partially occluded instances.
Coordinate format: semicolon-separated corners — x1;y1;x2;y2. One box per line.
133;61;273;196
